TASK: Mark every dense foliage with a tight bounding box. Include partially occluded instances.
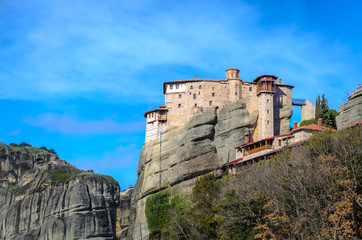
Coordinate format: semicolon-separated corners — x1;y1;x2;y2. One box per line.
315;94;338;129
147;126;361;239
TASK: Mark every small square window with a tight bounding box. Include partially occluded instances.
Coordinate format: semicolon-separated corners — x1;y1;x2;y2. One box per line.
212;92;215;97
194;104;197;107
235;92;238;95
178;104;181;108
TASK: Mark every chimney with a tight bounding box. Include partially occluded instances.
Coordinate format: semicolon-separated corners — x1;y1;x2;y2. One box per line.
195;75;197;79
245;134;249;144
318;118;322;130
293;121;298;130
278;78;282;84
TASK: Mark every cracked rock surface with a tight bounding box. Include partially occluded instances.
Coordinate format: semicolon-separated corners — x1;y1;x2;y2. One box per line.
337;84;362;129
0;143;121;240
127;101;258;240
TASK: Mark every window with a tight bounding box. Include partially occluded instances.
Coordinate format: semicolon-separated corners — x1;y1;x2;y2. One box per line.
235;92;238;95
178;104;181;108
194;104;197;107
212;87;214;90
212;92;215;97
198;92;200;95
170;84;173;89
267;99;269;103
267;120;269;125
249;87;252;91
267;110;269;114
179;94;182;98
279;140;282;146
193;94;196;99
199;85;202;89
176;84;179;89
190;85;193;90
189;92;191;95
209;101;212;106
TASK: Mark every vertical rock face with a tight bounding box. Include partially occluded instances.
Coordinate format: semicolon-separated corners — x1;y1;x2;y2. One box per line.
0;143;121;240
127;101;259;240
337;85;362;129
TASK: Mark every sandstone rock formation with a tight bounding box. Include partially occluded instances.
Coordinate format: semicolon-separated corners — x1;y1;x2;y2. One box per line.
127;101;259;240
0;143;121;240
336;85;362;129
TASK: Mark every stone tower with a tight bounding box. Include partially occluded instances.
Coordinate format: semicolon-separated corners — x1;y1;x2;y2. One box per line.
226;68;241;102
254;75;277;139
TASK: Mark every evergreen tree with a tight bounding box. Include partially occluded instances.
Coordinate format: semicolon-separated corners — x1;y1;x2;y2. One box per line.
320;94;329;124
315;95;321;120
315;94;337;129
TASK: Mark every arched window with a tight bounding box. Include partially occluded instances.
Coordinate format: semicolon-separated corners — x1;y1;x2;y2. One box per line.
190;85;193;90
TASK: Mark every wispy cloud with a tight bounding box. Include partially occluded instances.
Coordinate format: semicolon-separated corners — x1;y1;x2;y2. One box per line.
1;0;360;108
25;113;144;135
7;129;21;136
70;144;140;189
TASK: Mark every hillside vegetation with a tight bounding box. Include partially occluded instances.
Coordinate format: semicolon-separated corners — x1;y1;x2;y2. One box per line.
146;126;362;240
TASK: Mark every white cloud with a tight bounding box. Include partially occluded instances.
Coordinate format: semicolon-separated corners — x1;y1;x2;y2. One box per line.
25;113;144;135
7;129;21;136
0;0;360;110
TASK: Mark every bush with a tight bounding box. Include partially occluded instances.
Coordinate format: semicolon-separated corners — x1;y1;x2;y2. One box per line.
299;118;316;128
145;190;172;235
19;142;32;147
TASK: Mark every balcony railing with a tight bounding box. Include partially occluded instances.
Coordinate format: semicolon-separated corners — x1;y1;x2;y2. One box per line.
257;84;276;94
244;144;273;156
159;115;167;120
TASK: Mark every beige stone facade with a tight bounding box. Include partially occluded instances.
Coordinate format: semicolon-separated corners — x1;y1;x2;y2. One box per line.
144;68;294;143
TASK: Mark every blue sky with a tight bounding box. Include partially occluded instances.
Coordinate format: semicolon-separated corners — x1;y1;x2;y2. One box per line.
0;0;361;189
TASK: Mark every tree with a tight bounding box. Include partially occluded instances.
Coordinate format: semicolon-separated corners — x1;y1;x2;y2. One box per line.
315;94;338;129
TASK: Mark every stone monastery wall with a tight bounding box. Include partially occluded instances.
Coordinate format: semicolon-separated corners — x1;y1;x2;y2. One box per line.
145;68;294;142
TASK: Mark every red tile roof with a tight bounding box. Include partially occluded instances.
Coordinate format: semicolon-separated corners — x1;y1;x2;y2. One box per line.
292;124;335;132
238;132;293;148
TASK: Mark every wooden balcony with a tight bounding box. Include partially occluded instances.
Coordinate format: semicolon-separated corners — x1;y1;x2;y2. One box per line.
256;81;276;94
244;143;273;156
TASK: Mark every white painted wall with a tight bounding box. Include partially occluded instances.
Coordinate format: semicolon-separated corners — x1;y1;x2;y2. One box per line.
165;83;186;93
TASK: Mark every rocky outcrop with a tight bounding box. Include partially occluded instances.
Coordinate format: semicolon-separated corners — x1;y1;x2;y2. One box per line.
127;101;258;240
0;143;121;240
337;85;362;129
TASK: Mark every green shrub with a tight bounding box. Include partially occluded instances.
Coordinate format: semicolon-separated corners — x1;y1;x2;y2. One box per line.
145;189;171;235
299;118;316;128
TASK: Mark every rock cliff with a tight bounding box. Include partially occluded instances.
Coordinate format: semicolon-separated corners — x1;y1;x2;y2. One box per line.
336;85;362;129
0;143;121;240
127;101;259;240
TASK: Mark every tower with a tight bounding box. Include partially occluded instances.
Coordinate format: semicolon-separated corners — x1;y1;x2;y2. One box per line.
254;75;277;139
226;68;241;102
144;106;167;142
